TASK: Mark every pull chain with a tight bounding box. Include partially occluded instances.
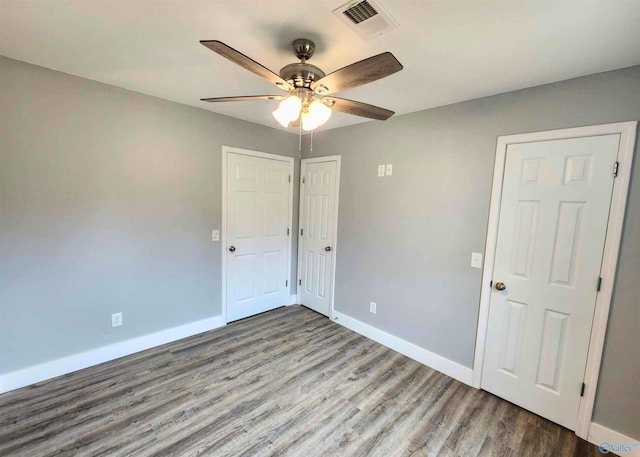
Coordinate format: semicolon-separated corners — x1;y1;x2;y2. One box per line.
298;118;302;157
310;128;313;154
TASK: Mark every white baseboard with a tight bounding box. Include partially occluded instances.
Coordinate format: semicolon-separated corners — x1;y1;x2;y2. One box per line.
589;423;640;456
332;310;474;386
288;294;298;305
0;315;225;394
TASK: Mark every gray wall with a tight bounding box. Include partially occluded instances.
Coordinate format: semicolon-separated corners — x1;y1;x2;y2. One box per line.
308;66;640;439
2;54;638;439
0;56;299;374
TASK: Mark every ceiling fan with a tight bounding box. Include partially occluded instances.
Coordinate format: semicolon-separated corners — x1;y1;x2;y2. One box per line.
200;38;403;131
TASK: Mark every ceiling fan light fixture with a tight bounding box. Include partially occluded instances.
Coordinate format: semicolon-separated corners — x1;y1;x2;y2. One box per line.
280;95;302;120
309;100;331;127
301;110;314;131
301;99;332;131
272;107;291;128
272;95;302;127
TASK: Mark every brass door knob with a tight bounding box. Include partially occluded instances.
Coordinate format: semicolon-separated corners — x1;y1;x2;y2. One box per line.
495;281;506;291
228;245;236;252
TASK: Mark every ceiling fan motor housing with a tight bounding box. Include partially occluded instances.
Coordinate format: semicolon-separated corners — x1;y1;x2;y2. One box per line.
279;63;325;89
279;39;326;89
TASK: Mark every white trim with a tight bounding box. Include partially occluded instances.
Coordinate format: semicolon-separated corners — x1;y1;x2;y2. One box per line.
0;315;225;394
471;122;637;439
333;310;474;386
296;155;341;319
288;294;297;305
221;146;295;324
589;423;640;456
223;146;296;163
576;122;637;438
472;134;509;388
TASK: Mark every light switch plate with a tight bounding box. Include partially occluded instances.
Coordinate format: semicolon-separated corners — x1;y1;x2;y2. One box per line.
377;164;385;177
385;164;393;176
369;301;377;314
212;229;220;241
111;312;123;327
471;252;483;269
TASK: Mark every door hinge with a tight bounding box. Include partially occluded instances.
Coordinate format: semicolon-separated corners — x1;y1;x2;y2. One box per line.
302;177;305;184
597;276;602;292
287;228;290;236
299;279;302;286
300;228;304;236
580;382;586;397
613;161;619;177
288;175;291;183
285;280;288;287
490;280;493;288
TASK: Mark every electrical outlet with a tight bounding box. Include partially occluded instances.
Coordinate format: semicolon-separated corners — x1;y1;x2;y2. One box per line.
369;301;377;314
385;164;393;176
111;312;123;327
377;164;385;177
212;229;219;241
471;252;483;269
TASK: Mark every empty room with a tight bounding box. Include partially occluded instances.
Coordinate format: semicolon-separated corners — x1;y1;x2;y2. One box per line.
1;0;639;456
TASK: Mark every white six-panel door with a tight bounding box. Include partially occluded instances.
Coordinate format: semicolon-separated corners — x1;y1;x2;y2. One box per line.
298;158;340;316
481;134;619;429
225;150;292;322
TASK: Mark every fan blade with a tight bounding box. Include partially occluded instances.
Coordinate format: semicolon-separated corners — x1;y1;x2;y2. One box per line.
323;97;394;120
201;95;284;103
200;40;292;91
311;52;402;95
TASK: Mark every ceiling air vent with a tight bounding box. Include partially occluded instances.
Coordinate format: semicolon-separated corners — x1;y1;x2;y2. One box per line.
333;0;399;40
343;0;378;24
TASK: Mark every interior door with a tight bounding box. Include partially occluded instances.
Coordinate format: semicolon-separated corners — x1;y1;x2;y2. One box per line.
226;151;291;322
298;158;339;316
481;134;620;429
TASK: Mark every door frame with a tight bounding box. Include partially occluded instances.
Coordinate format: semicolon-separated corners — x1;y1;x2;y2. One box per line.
471;121;637;439
296;155;342;319
221;145;295;324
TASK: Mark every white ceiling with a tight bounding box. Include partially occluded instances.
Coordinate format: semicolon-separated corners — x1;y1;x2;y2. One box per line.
2;0;640;133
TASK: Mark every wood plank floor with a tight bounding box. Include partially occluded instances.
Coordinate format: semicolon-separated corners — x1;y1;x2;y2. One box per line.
0;306;600;457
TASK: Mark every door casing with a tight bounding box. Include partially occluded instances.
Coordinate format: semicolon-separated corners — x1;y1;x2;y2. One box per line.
472;122;637;439
221;145;294;323
296;155;342;319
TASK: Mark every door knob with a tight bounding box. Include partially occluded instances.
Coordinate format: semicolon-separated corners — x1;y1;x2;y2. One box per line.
495;281;506;291
325;246;332;252
228;245;236;252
